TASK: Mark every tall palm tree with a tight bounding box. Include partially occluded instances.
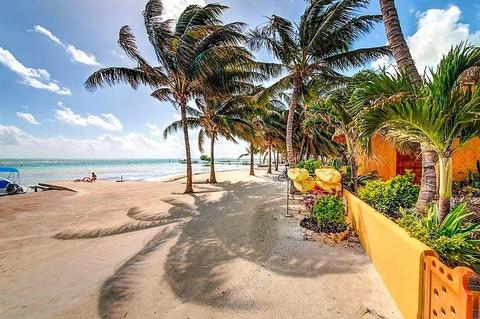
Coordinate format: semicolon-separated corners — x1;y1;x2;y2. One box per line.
248;0;390;167
238;145;260;176
379;0;421;83
163;97;251;183
379;0;436;211
251;101;285;174
85;0;271;193
355;43;480;221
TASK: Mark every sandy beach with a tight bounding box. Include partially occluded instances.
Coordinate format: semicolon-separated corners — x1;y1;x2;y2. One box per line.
0;168;400;319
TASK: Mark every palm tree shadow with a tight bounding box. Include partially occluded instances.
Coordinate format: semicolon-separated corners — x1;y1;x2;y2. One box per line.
96;179;370;317
54;196;198;240
163;180;368;309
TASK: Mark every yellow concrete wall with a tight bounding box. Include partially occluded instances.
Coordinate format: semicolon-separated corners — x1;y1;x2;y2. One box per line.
452;137;480;180
345;191;434;319
357;134;397;181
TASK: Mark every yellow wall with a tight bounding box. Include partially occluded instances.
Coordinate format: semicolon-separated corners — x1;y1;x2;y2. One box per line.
357;134;397;181
452;137;480;180
345;191;434;319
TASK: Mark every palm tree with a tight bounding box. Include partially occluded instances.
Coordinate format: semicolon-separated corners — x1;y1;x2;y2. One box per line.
355;43;480;221
379;0;421;84
163;97;251;183
251;100;286;174
85;0;270;193
379;0;436;212
248;0;390;167
238;145;260;176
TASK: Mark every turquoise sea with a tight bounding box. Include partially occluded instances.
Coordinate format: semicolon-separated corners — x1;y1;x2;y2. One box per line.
0;159;248;187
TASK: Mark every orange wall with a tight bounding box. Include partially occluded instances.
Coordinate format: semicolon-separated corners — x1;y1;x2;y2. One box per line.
452;137;480;180
357;134;397;181
357;136;480;182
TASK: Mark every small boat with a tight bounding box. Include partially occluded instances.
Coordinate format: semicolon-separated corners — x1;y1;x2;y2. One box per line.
0;167;27;196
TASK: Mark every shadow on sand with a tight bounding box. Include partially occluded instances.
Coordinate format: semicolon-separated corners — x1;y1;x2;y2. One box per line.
93;178;370;318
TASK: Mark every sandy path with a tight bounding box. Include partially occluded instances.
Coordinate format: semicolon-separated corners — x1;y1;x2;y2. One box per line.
0;169;401;319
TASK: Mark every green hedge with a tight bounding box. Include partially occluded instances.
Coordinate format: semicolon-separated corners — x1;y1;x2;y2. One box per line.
312;195;347;233
358;174;419;218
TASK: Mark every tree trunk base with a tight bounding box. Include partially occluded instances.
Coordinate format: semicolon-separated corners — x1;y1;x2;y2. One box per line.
438;197;451;223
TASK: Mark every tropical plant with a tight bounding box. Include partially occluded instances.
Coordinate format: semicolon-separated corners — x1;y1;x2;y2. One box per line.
200;155;211;162
248;0;390;167
312;195;347;233
399;203;480;272
358;174;419;217
378;0;436;212
296;159;322;176
251;99;286;174
164;96;252;183
85;0;275;193
354;43;480;221
238;145;260;176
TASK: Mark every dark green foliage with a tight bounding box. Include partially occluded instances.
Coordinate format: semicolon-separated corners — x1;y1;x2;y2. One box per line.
358;174;419;217
398;203;480;272
296;159;321;175
200;155;211;162
312;195;347;233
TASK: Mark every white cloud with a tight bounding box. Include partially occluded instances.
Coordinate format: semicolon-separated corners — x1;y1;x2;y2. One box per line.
372;6;480;75
0;47;71;95
408;6;480;73
147;123;163;137
16;112;40;125
54;101;123;131
34;25;100;66
0;124;183;158
161;0;206;21
33;25;62;45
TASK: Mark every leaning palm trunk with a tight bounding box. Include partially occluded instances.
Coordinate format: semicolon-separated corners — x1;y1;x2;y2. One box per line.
249;144;255;176
416;150;438;211
286;77;302;167
350;157;358;193
267;144;272;174
379;0;422;84
380;0;437;209
209;133;217;184
437;156;453;222
180;100;194;193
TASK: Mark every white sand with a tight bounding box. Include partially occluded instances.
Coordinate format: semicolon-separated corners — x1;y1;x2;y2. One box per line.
0;168;401;318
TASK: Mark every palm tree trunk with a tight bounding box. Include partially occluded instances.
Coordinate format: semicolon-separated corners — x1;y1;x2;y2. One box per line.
286;76;302;167
438;156;453;223
275;150;279;172
380;0;438;210
209;133;217;184
249;143;255;176
416;150;438;211
351;157;358;193
180;98;194;193
379;0;422;84
267;144;272;174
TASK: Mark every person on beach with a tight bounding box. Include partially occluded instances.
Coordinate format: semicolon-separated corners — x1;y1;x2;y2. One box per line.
74;172;97;183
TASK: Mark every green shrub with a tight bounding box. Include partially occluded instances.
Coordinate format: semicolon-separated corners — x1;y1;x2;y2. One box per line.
398;203;480;272
358;174;419;217
312;195;347;233
296;159;321;176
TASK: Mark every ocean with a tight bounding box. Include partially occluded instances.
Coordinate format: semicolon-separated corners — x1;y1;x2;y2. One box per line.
0;159;249;187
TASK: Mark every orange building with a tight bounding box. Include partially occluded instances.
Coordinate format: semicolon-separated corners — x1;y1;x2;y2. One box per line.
356;135;480;183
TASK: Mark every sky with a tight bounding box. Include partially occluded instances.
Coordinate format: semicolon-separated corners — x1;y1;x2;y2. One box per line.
0;0;479;159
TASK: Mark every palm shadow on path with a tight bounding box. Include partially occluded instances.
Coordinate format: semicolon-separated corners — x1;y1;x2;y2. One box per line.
97;177;370;318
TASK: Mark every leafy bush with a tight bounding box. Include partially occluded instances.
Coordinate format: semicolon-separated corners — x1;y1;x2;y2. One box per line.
200;155;211;162
358;174;419;217
398;203;480;272
312;195;347;233
297;159;321;176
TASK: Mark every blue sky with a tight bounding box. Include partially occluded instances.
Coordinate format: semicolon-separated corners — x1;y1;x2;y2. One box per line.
0;0;479;159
